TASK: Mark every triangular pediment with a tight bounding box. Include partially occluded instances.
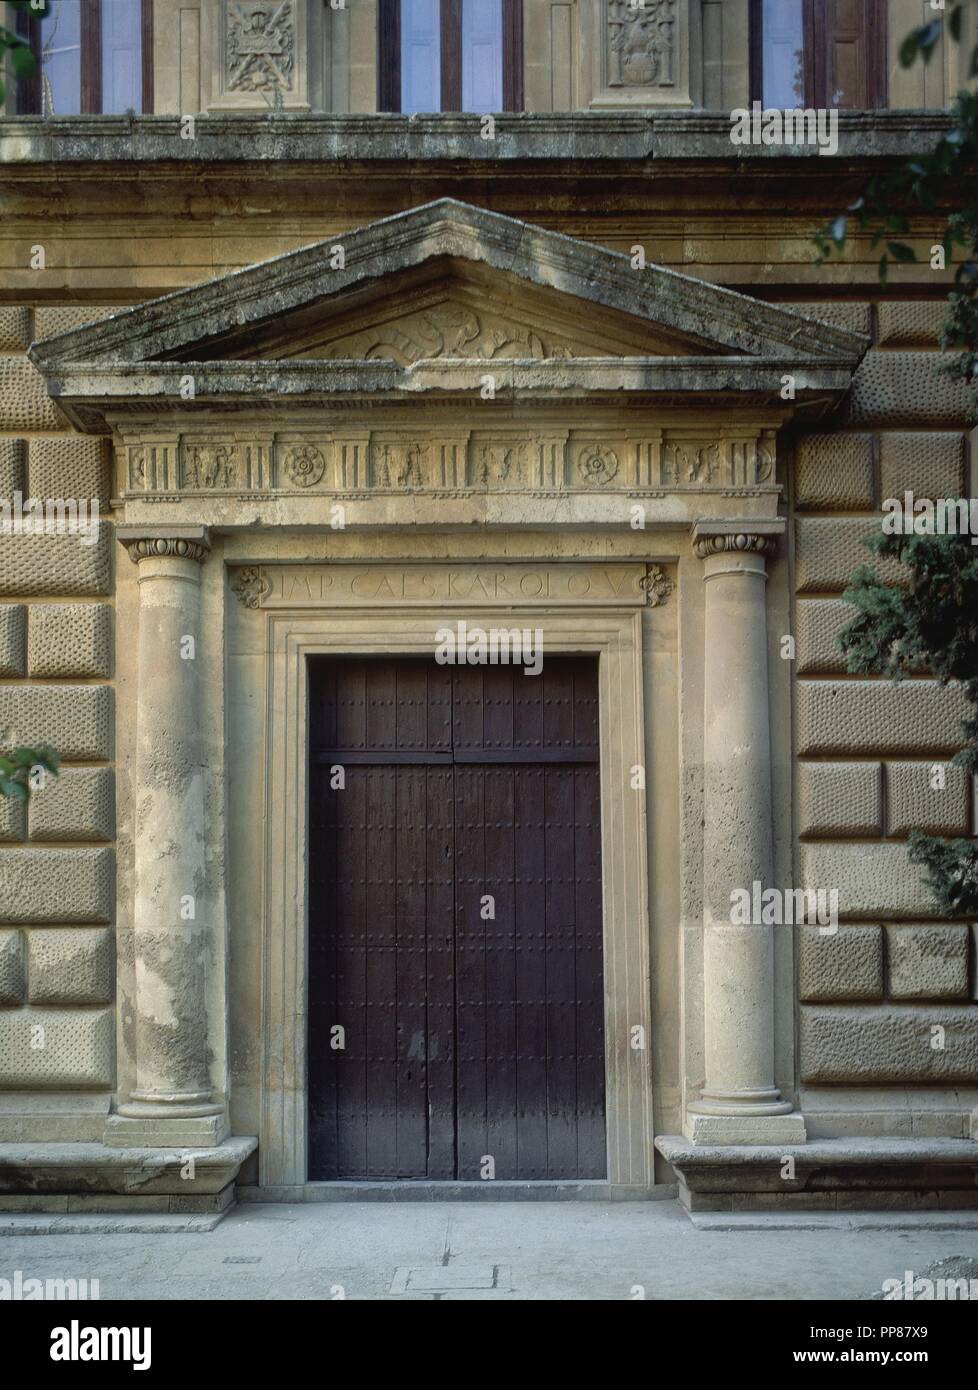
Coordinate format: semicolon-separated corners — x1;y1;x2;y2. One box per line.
32;198;867;371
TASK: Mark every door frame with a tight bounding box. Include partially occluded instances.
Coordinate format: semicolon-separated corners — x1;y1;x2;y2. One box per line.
259;606;653;1188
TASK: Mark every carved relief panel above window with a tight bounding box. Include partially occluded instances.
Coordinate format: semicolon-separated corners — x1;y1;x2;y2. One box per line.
590;0;690;109
209;0;310;112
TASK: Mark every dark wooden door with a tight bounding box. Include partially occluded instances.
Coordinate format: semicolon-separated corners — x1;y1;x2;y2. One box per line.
307;656;606;1181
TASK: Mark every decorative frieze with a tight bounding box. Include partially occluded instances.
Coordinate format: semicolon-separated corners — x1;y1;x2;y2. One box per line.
577;443;620;486
122;429;779;498
280;443;326;488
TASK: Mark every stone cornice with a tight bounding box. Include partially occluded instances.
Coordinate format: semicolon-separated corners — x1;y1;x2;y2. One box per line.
118;526;212;566
30;199;868;372
43;358;857;434
0;111;955;171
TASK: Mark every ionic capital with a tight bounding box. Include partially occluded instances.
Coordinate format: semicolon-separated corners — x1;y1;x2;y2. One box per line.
691;520;783;563
118;526;211;566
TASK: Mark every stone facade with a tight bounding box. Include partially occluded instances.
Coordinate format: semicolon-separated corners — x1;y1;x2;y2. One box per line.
0;0;976;1218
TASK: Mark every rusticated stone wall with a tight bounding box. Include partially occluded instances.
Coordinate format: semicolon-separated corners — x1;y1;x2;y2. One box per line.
0;306;118;1106
790;301;978;1115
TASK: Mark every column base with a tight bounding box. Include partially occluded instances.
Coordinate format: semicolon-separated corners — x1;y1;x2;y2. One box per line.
684;1111;808;1146
103;1109;229;1149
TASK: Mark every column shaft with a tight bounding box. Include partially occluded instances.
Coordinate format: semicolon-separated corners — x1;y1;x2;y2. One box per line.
105;530;226;1149
687;528;805;1145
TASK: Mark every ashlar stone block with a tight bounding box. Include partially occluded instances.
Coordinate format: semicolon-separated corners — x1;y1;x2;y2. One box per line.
848;352;974;427
0;438;26;496
877;302;946;348
32;306;117;340
798;924;883;1002
0;605;26;677
800;1005;978;1083
797;762;882;837
795;518;907;593
796;680;971;758
886;761;971;837
0;795;26;844
794;434;875;512
795;598;862;675
0;930;26;1005
886;925;970;1001
879;432;966;501
799;842;938;919
0;1007;114;1088
0;529;112;599
789;302;872;337
28;768;114;843
26;928;114;1006
0;307;31;352
0;358;66;432
27;604;112;679
0;848;113;925
28;437;111;508
0;686;111;761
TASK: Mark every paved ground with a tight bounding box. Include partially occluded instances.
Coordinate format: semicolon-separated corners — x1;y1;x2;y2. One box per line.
3;1200;978;1299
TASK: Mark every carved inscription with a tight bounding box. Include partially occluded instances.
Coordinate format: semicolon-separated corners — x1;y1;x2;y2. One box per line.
243;564;649;609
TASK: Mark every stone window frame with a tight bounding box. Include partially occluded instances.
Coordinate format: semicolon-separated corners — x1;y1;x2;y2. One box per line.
749;0;888;110
377;0;524;112
14;0;154;115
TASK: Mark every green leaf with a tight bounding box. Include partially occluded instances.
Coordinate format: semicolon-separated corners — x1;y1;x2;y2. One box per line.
887;241;917;263
879;254;889;286
899;31;921;67
9;42;35;78
0;778;28;803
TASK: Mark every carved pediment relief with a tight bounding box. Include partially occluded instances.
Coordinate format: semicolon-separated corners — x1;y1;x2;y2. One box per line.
296;301;579;365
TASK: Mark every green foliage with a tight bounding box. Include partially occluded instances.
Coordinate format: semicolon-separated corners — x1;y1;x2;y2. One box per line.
0;1;50;106
838;530;978;916
0;745;59;802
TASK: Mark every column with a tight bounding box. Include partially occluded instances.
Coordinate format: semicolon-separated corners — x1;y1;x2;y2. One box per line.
686;522;806;1145
104;527;227;1149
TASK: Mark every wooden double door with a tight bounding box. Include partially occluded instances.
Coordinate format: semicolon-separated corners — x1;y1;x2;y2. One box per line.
307;655;606;1181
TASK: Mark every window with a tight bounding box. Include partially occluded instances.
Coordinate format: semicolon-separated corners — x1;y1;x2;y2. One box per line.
16;0;153;115
751;0;886;110
379;0;523;113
